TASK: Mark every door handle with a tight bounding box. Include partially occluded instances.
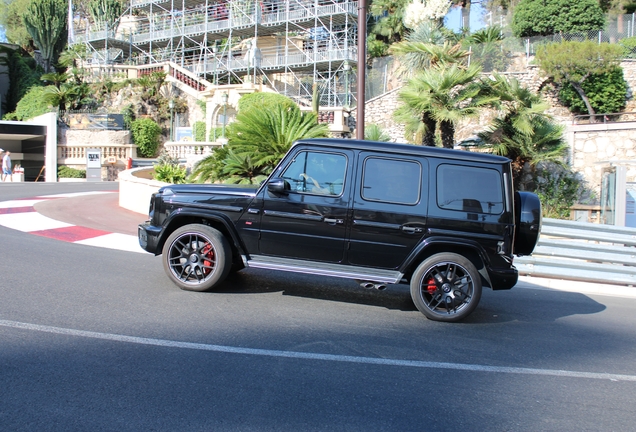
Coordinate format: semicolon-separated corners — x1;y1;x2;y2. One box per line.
401;226;423;234
324;218;344;225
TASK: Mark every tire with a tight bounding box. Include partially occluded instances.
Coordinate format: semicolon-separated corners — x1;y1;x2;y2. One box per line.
410;253;482;322
162;224;232;292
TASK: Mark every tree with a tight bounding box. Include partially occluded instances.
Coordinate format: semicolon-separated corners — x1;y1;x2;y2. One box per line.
1;0;32;48
477;75;568;189
130;118;162;158
511;0;605;37
464;25;510;72
558;67;627;116
367;0;409;57
219;149;270;185
535;41;623;120
365;124;391;141
3;85;51;120
88;0;124;31
396;63;493;148
227;104;329;170
390;22;469;76
190;102;329;183
23;0;68;72
0;44;42;114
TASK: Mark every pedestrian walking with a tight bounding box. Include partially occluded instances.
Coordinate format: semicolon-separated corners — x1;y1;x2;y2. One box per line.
2;150;12;182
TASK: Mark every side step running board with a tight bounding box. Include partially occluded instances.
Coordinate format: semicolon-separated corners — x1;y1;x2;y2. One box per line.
244;255;403;284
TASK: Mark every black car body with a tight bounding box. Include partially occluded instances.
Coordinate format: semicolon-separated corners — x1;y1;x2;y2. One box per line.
139;139;541;321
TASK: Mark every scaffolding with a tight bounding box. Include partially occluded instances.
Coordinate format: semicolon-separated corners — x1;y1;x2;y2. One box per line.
72;0;359;108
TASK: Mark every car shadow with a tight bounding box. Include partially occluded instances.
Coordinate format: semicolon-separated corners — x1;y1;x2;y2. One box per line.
212;269;608;321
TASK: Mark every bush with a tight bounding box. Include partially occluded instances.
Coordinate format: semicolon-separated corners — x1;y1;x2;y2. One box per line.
193;121;206;142
237;92;296;112
619;36;636;59
4;86;50;121
533;163;588;219
558;67;627;115
58;166;86;178
130;118;162;157
511;0;605;37
153;163;187;184
208;126;223;141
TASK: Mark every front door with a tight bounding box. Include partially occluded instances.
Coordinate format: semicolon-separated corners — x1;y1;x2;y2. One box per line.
259;148;352;263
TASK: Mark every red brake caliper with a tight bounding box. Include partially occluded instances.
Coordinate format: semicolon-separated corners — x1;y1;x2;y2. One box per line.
426;277;437;295
201;244;215;275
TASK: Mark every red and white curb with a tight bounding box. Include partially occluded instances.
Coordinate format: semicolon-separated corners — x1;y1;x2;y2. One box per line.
0;192;144;254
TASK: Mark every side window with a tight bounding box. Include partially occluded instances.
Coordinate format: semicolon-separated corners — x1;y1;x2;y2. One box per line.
437;164;504;214
362;157;421;205
281;151;347;196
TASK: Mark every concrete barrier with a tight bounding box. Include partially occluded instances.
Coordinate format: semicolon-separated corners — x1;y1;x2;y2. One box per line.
118;167;167;215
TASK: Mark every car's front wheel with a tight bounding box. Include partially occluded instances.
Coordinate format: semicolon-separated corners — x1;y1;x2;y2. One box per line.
410;253;482;322
162;224;232;292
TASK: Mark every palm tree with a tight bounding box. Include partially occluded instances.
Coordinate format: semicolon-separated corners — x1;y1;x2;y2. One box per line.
40;72;70;89
227;104;329;171
477;75;568;189
190;103;329;183
483;74;550;133
396;63;494;148
220;149;270;185
479;117;567;190
390;22;468;76
365;124;391;141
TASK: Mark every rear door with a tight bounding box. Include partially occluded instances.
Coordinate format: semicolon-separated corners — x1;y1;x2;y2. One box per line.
347;153;429;269
258;148;353;263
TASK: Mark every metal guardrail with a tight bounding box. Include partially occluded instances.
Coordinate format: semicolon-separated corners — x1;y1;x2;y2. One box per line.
515;218;636;286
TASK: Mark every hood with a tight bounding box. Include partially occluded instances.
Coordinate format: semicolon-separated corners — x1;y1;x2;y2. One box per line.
159;183;259;198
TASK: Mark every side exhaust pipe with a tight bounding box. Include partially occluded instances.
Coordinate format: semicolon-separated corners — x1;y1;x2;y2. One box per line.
357;281;387;291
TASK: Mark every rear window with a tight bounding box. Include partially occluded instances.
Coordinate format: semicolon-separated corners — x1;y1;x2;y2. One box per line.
437;164;503;214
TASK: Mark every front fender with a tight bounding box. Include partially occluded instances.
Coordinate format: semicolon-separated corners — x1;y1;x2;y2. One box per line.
158;208;248;256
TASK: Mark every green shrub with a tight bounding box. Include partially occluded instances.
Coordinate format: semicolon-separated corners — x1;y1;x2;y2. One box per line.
619;36;636;59
237;92;296;112
558;67;627;115
153;163;187;184
58;166;86;178
130;118;162;157
533;163;588;219
4;86;50;121
208;126;223;141
193;121;206;142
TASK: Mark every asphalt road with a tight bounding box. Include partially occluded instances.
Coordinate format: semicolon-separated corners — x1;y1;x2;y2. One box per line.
1;182;636;431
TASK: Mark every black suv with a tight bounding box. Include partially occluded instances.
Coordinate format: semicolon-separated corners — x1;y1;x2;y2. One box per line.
138;139;541;322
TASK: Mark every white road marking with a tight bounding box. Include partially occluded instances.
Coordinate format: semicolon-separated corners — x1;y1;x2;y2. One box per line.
0;192;142;254
0;199;48;209
0;212;73;232
1;319;635;382
75;232;145;253
35;191;113;198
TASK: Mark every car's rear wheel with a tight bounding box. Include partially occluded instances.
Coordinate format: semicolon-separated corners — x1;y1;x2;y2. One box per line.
162;224;232;292
410;253;482;322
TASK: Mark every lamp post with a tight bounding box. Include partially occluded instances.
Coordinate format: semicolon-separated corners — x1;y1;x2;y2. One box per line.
343;60;350;109
168;99;174;142
356;0;367;140
221;92;229;139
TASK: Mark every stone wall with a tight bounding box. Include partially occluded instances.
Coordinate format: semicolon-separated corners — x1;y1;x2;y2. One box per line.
570;122;636;200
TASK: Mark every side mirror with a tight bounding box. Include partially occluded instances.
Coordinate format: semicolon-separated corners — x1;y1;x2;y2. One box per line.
267;178;290;195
